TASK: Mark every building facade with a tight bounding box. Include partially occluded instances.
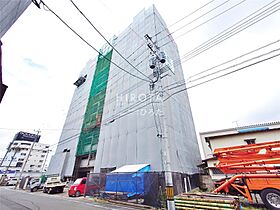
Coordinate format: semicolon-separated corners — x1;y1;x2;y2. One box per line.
47;5;201;179
200;121;280;180
0;132;50;178
0;0;31;103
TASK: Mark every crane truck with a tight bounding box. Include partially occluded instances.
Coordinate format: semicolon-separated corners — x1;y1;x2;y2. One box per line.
212;140;280;209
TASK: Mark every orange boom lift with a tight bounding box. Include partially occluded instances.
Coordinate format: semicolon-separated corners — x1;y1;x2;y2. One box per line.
212;140;280;209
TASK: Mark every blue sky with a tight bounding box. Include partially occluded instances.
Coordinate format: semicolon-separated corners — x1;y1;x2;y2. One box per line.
1;0;280;159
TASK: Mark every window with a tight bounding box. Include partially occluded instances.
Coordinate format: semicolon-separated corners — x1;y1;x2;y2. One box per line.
21;143;31;146
16;162;23;167
81;179;86;184
39;160;43;163
41;155;45;158
74;75;87;87
244;138;256;145
30;165;35;168
211;168;224;175
45;146;49;148
18;158;24;161
42;151;47;153
38;165;41;168
20;153;26;156
13;143;18;145
100;167;116;173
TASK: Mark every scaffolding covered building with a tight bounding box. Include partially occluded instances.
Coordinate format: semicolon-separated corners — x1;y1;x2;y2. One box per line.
47;5;201;180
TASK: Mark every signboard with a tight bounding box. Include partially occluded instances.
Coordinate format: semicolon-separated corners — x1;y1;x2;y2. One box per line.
13;131;40;142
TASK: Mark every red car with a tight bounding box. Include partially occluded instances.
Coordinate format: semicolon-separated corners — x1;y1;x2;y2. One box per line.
68;177;87;197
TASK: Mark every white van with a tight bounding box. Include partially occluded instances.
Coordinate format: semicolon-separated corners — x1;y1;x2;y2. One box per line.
6;178;18;186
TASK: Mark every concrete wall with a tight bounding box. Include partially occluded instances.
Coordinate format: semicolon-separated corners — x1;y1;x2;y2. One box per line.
0;0;31;39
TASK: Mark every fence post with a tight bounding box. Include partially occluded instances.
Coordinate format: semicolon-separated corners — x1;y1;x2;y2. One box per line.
115;172;118;200
187;175;191;191
136;171;138;204
84;172;89;197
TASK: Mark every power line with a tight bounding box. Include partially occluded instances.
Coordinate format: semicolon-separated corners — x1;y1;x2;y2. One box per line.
176;1;280;63
102;92;157;125
164;39;280;92
170;0;231;35
153;0;216;37
188;38;280;79
70;0;151;82
160;0;247;48
69;45;280;131
39;1;150;83
150;90;163;136
164;51;280;101
31;51;280;150
188;47;280;83
158;0;278;68
167;46;280;91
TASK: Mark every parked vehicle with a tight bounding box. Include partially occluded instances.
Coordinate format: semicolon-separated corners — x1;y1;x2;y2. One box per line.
43;176;66;194
6;178;18;186
175;140;280;210
30;178;42;192
68;177;87;197
212;140;280;210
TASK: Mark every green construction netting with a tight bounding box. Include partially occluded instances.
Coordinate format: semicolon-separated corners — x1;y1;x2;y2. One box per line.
76;50;113;157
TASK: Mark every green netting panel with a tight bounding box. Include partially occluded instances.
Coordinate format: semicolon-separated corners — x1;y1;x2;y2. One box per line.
76;50;113;157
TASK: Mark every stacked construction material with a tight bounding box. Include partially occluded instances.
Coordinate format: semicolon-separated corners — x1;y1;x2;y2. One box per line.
175;193;240;210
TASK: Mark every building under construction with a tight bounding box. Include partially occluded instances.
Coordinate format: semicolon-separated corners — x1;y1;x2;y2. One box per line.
47;5;201;181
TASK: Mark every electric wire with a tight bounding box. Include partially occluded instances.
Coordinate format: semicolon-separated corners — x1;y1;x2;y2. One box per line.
182;2;280;62
167;45;280;91
39;1;150;83
70;0;152;82
188;39;280;79
102;92;156;125
164;39;280;92
25;1;280;151
159;0;247;47
4;49;280;149
157;0;278;68
169;0;231;36
174;1;280;63
150;89;163;136
4;42;279;144
188;49;280;83
164;51;280;101
153;0;216;37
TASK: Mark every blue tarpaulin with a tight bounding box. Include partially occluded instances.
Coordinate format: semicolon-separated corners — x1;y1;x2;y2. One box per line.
105;164;150;197
238;126;269;133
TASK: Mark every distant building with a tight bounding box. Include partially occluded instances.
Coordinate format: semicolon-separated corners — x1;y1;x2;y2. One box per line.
47;5;201;180
0;131;49;178
0;0;31;103
200;121;280;180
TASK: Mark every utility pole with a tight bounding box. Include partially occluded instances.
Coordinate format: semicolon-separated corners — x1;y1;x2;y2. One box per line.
15;129;41;189
145;34;175;210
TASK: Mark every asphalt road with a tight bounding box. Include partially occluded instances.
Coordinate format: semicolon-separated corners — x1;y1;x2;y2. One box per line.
0;187;137;210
